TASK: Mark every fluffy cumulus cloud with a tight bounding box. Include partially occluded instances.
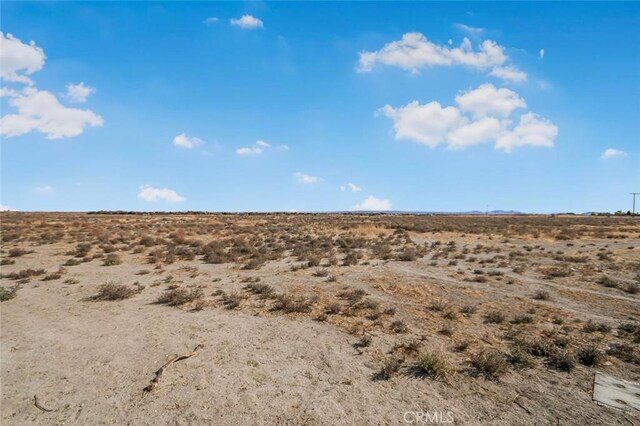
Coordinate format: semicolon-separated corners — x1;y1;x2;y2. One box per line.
173;133;204;149
353;195;392;211
65;82;96;103
601;148;627;160
0;204;15;212
293;172;323;184
455;83;526;118
357;32;526;83
137;185;186;203
0;32;45;84
379;83;557;152
1;87;104;139
378;101;464;148
488;66;527;83
0;33;103;140
230;15;263;30
340;183;362;192
494;113;558;153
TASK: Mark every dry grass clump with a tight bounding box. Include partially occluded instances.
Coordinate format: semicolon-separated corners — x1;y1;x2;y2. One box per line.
459;304;478;316
221;291;245;310
508;346;536;369
484;310;506;324
243;282;275;299
0;284;20;302
408;351;454;382
470;349;509;379
270;293;315;313
390;320;409;334
1;268;46;280
583;320;611;333
532;289;551;300
576;345;603;367
597;276;619;288
512;314;535;324
618;323;640;343
546;349;576;372
607;343;640;365
337;288;367;305
542;267;571;279
8;248;34;257
90;281;142;301
102;253;122;266
372;357;403;381
0;258;15;265
156;287;203;306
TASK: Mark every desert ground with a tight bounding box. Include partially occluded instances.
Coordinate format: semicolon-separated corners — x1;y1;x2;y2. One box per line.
1;212;638;425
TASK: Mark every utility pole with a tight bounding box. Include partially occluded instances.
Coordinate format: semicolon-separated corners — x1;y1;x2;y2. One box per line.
631;193;640;215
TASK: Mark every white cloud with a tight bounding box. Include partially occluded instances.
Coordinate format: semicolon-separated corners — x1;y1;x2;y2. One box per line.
454;23;484;35
379;84;557;152
378;101;464;147
65;82;96;103
489;66;528;83
0;204;15;211
494;113;558;152
601;148;627;160
0;33;103;140
357;32;526;83
446;117;503;150
204;17;219;25
539;49;545;59
235;147;260;156
1;87;104;139
353;195;392;211
0;32;46;85
137;185;186;203
230;15;264;30
341;183;362;192
173;133;204;149
35;185;54;193
236;140;268;156
294;172;323;184
455;83;526;118
236;140;286;156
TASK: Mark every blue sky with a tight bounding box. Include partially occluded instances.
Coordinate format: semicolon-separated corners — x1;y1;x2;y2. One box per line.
1;1;638;213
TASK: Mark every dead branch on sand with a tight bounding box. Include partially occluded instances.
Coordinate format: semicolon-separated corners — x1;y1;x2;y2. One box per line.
33;395;54;412
143;344;204;395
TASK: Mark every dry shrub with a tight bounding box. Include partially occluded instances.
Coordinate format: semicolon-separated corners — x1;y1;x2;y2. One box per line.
409;351;453;382
576;345;603;366
243;282;275;299
90;282;141;301
484;310;506;324
372;357;403;381
470;349;509;379
0;285;20;302
156;287;203;306
102;253;122;266
271;293;314;313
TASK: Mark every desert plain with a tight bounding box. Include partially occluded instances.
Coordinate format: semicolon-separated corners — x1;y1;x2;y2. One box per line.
1;212;639;425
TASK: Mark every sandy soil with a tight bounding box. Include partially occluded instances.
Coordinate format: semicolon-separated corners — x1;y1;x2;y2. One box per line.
1;213;638;425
